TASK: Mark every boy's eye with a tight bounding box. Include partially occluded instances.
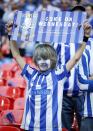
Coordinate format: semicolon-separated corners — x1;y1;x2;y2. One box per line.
36;57;42;61
36;57;49;61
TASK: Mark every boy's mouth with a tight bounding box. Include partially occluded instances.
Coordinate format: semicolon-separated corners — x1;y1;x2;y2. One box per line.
40;63;48;67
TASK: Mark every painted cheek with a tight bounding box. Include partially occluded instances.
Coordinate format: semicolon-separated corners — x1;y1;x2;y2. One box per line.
37;60;43;65
46;60;51;67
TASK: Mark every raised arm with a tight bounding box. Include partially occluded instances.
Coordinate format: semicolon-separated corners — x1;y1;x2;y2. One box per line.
7;22;26;70
66;22;91;72
9;40;26;70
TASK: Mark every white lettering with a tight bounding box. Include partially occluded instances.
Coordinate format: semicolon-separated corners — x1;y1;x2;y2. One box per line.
65;17;72;22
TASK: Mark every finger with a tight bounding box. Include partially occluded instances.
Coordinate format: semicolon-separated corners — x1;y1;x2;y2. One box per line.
83;23;91;30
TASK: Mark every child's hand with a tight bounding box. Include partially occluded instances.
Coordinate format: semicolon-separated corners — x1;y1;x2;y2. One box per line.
6;21;13;34
88;75;93;80
83;22;92;37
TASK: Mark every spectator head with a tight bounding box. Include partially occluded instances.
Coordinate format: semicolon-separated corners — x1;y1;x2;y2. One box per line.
42;0;51;7
85;4;93;18
61;0;70;11
71;0;78;7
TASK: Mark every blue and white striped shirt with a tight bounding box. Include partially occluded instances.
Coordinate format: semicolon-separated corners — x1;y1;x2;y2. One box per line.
21;64;70;131
53;43;82;96
78;39;93;117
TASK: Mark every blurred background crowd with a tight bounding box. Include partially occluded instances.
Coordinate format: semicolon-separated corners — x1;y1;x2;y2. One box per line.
0;1;93;130
0;0;93;66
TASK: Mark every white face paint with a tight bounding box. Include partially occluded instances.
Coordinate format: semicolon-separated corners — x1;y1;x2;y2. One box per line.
36;58;51;72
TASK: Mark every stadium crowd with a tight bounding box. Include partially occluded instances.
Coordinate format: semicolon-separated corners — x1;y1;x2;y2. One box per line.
0;0;93;131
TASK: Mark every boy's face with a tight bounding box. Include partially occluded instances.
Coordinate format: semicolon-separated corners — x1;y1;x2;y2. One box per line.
36;57;51;72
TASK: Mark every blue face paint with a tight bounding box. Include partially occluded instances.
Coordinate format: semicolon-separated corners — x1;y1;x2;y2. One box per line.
36;58;51;71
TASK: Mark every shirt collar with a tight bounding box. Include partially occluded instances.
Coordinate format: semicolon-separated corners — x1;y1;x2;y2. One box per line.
38;69;53;76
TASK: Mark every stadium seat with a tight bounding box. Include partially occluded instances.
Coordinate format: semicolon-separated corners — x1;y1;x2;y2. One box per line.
14;70;22;77
25;57;37;68
0;96;10;110
62;128;68;131
14;98;25;110
25;57;33;64
0;110;24;126
6;87;21;99
0;61;19;79
0;78;6;86
0;61;17;72
7;77;26;89
0;86;8;96
1;42;10;56
0;70;13;80
0;126;20;131
0;86;21;99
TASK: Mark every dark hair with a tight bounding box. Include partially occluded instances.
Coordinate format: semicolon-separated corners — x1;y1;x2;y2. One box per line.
71;5;85;11
33;44;57;69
